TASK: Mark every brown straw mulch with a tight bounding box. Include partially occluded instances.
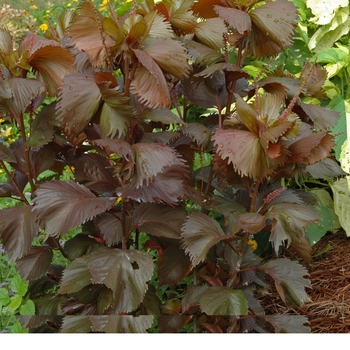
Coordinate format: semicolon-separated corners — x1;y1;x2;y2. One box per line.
260;231;350;333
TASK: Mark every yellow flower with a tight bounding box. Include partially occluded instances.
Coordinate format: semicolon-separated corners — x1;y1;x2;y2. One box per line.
101;0;109;5
5;129;11;137
30;5;38;10
67;3;72;7
40;23;48;32
248;239;258;252
0;118;4;123
116;197;123;204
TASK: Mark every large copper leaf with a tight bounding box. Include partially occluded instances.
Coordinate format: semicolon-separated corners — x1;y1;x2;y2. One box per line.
0;205;39;263
213;128;275;180
214;5;251;34
66;1;114;67
132;203;186;239
181;212;227;266
32;180;116;237
142;37;190;80
87;247;154;313
250;0;298;49
56;73;102;136
131;61;170;109
194;18;227;51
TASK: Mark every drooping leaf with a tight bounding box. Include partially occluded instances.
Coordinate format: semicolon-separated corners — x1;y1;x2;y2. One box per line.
32;180;116;237
141;108;184;125
16;246;53;281
74;153;118;193
305;158;347;180
132;203;186;239
57;256;92;295
182;123;212;149
259;315;310;333
131;50;170;109
142;37;190;79
90;315;154;333
95;212;123;247
181;212;227;266
56;73;102;137
87;247;154;313
200;286;248;316
158;245;192;286
258;258;311;307
299;102;339;131
330;178;350;237
66;1;115;67
0;205;39;263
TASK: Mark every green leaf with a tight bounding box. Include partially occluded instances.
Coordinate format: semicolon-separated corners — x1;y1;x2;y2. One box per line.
58;256;92;295
200;286;248;316
87;247;154;313
33;180;116;237
9;319;27;333
19;299;36;316
181;212;227;266
0;288;10;307
8;294;23;311
258;258;311;307
330;178;350;237
10;274;28;297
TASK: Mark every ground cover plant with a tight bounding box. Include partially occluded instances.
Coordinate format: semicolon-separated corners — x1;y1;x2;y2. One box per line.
0;0;347;333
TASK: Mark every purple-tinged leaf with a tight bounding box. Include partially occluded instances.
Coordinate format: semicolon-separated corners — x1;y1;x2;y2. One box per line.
0;26;12;56
33;145;56;178
200;286;248;316
90;315;154;333
56;73;102;137
214;6;251;34
305;158;347;180
182;286;209;314
299;102;339;131
141;108;184;125
0;205;39;263
87;247;154;313
58;256;92;295
0;142;15;162
258;258;311;307
64;234;103;260
182;123;212;149
92;139;134;162
184;39;224;67
181;212;226;266
32;180;116;237
74;153;118;193
17;246;53;281
95;212;123;247
194;18;227;51
132;203;186;239
259;315;310;333
158;246;192;286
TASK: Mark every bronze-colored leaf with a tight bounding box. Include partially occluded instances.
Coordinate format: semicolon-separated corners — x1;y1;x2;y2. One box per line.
192;0;225;19
182;123;212;149
64;234;103;260
0;26;13;57
87;247;154;313
158;245;192;285
194;18;227;51
66;1;114;67
214;5;251;34
17;246;52;281
181;212;226;266
56;73;102;136
32;180;116;237
0;205;39;263
132;203;187;239
237;212;266;234
259;315;310;333
184;39;224;66
92;139;134;162
95;212;123;247
158;315;191;333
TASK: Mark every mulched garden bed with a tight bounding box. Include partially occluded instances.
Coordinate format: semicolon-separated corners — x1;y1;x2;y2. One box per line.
261;230;350;333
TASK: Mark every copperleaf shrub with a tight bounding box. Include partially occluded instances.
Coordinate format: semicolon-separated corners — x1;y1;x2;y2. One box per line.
0;0;341;333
